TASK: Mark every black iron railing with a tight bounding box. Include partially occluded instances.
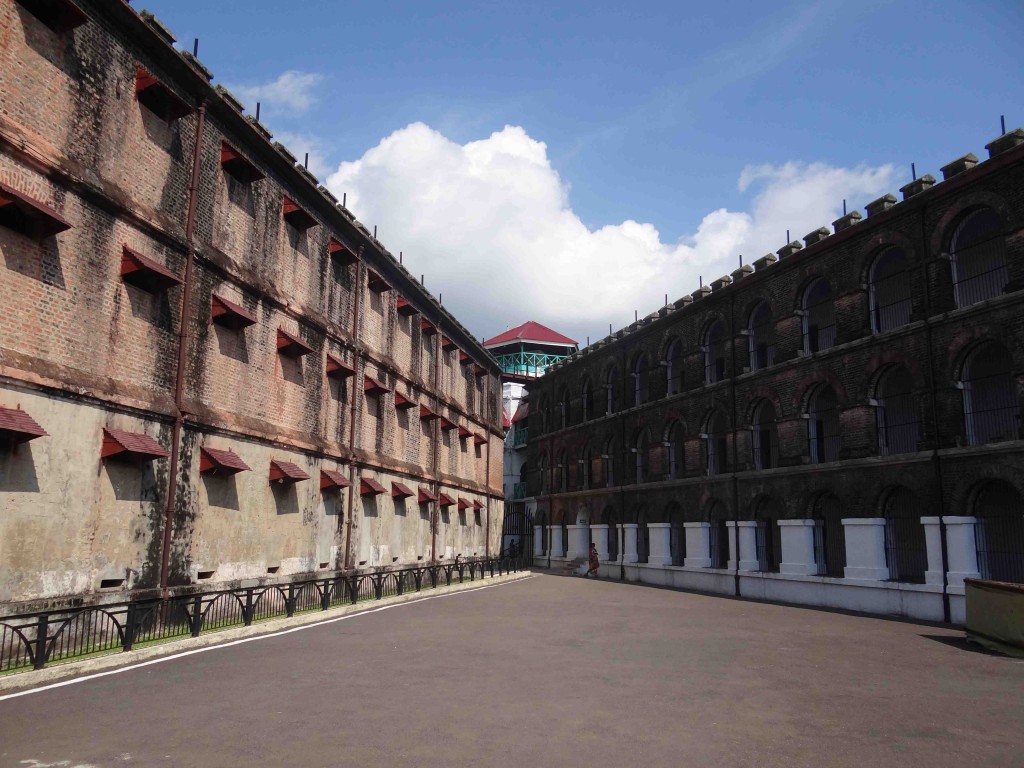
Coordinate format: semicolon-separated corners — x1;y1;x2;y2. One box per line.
0;556;527;676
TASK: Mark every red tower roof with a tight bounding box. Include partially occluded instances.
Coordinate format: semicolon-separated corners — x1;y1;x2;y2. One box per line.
483;321;576;349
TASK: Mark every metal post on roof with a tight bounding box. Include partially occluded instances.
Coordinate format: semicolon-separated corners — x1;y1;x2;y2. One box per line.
786;229;790;243
255;102;261;121
342;193;347;207
304;153;309;169
399;251;403;264
911;163;916;181
421;274;424;285
1001;114;1006;134
587;336;590;347
664;293;668;307
373;225;377;238
609;324;612;335
699;275;703;288
634;310;638;322
842;200;847;216
193;38;199;56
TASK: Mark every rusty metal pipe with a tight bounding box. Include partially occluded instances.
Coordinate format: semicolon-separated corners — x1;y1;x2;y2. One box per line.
342;249;365;571
160;101;206;591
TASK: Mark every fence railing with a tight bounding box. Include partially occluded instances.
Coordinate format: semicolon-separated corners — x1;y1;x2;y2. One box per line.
0;556;527;676
512;427;529;448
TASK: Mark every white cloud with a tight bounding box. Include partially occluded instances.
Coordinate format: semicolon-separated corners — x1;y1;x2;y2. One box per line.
327;123;894;343
228;70;324;115
272;131;330;179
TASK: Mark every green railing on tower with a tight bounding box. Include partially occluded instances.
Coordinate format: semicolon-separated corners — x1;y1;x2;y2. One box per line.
495;351;566;377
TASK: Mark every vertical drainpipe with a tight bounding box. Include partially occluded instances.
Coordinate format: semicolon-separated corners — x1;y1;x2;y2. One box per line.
729;288;741;598
619;342;627;581
342;248;365;571
485;397;491;558
920;209;952;624
431;325;442;562
159;100;206;592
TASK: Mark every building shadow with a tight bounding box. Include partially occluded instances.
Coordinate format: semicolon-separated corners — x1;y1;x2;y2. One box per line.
105;460;158;502
1;236;66;288
271;482;300;515
918;634;1010;657
280;355;304;386
202;473;240;511
214;324;249;364
0;444;41;492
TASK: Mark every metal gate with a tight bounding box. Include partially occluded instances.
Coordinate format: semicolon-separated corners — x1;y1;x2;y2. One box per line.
501;507;534;566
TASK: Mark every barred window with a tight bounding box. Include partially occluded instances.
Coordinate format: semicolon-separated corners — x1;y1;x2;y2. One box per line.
751;399;779;470
668;503;686;566
580;378;593;421
950;207;1007;309
875;366;919;455
632;353;649;406
703;320;727;384
665;339;683;395
748;301;774;371
882;487;927;583
707;501;729;569
869;247;912;332
802;278;836;353
605;367;618;415
703;411;728;475
961;343;1020;446
665;421;685;479
754;498;782;573
811;493;846;578
973;480;1024;584
807;385;841;463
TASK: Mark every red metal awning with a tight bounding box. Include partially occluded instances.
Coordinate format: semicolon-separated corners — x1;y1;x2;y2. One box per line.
364;375;390;395
120;245;181;293
360;477;387;496
135;65;192;122
326;354;356;379
392;482;414;499
439;417;458;431
419;404;439;421
211;294;257;330
0;182;72;240
457;498;471;509
282;196;318;231
0;405;47;445
277;328;312;358
438;492;455;507
441;335;457;351
420;319;437;336
511;402;529;424
396;296;418;316
269;459;310;484
220;142;264;183
473;433;487;446
472;500;484;510
458;425;472;439
417;486;437;503
367;269;391;293
394;392;417;410
458;350;470;364
101;428;169;461
199;447;250;475
320;468;352;490
328;238;357;266
268;460;307;483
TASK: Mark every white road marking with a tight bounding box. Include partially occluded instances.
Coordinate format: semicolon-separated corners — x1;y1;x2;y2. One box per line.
0;575;534;702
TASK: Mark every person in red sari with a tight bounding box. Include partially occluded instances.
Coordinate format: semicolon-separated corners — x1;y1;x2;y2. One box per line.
586;543;600;578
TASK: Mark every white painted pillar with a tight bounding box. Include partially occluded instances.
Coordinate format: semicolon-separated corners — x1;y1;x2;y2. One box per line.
920;517;945;586
621;523;639;564
842;518;889;580
590;524;610;561
533;525;543;557
683;522;712;567
941;516;980;588
779;519;819;576
549;525;562;559
567;524;588;560
647;522;673;566
728;521;759;572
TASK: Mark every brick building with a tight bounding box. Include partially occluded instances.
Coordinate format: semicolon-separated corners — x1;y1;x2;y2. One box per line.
526;129;1024;624
0;0;503;609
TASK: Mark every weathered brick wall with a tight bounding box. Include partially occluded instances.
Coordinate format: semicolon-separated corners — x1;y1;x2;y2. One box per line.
0;0;504;607
528;144;1024;528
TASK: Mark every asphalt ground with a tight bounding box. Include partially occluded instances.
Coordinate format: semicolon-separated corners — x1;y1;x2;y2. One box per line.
1;574;1022;768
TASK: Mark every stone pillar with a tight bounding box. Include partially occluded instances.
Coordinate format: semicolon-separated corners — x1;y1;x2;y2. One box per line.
647;522;672;566
941;516;980;588
779;519;819;575
683;522;712;567
842;518;889;580
567;524;588;560
533;525;544;557
590;524;610;561
727;521;759;572
621;523;639;564
921;517;945;586
549;525;562;559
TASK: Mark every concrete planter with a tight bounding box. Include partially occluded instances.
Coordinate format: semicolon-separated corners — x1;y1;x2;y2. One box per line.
965;579;1024;656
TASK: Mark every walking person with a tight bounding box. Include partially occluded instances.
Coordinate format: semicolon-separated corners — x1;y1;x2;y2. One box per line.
586;543;600;578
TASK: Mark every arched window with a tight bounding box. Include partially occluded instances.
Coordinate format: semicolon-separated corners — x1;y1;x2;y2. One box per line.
802;278;836;353
632;353;649;406
665;420;685;479
875;366;919;455
634;430;649;484
748;301;774;371
556;450;568;492
707;501;729;569
579;444;592;490
703;410;728;476
602;436;617;487
972;481;1024;583
605;366;618;415
751;399;778;470
961;342;1020;446
754;498;782;573
703;320;726;384
807;385;841;463
668;503;686;566
558;387;571;429
882;487;926;583
811;493;845;578
950;207;1007;308
869;247;912;332
665;339;683;395
580;378;593;422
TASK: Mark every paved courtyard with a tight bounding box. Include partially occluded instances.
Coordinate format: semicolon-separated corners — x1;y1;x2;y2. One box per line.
1;574;1022;767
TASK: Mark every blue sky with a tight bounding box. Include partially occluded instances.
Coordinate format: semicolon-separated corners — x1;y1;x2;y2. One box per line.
146;0;1023;342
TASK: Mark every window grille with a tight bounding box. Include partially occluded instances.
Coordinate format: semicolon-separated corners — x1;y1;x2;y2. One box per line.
807;387;841;463
882;488;927;583
973;482;1024;584
869;248;913;332
709;519;729;569
755;518;781;573
633;355;649;406
802;279;836;353
962;345;1020;446
704;321;726;384
876;368;919;455
751;401;779;470
950;208;1007;309
666;341;683;395
637;522;650;564
670;516;686;565
748;302;775;371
